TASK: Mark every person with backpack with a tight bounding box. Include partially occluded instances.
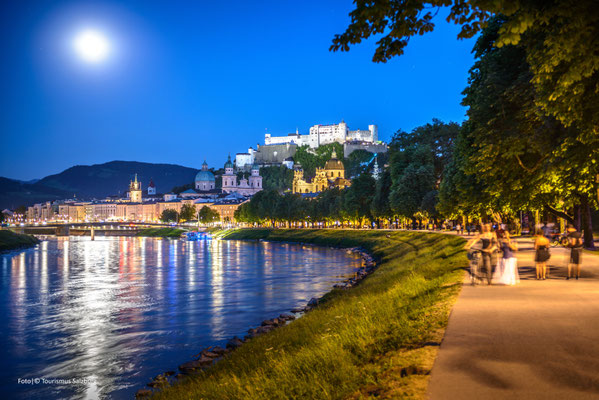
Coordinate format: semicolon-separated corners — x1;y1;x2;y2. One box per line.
566;225;584;280
534;229;551;280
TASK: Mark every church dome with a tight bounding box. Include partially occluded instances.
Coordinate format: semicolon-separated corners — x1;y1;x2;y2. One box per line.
325;150;344;170
224;155;234;169
196;160;215;182
195;170;215;182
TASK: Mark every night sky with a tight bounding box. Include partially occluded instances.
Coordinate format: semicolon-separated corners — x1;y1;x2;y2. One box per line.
0;0;475;181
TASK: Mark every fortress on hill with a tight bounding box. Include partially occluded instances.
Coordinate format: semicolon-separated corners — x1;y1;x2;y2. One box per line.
236;121;386;169
264;120;378;148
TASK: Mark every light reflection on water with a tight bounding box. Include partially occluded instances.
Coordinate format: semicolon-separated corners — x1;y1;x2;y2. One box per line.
0;236;361;400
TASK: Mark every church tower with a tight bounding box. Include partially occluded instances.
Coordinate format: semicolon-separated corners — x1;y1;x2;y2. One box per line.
221;155;237;193
129;174;142;203
248;163;262;192
147;179;156;195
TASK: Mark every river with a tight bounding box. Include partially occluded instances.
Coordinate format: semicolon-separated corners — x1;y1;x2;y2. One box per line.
0;236;361;399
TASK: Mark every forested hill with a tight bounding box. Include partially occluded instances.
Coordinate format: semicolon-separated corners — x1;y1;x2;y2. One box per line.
0;161;199;209
0;177;71;210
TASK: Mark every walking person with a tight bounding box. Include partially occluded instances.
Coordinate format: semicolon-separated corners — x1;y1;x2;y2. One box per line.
566;225;584;280
493;231;520;285
534;229;551;280
465;223;498;285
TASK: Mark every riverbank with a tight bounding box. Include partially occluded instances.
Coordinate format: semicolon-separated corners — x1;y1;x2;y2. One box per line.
135;227;185;238
151;229;466;399
0;230;40;252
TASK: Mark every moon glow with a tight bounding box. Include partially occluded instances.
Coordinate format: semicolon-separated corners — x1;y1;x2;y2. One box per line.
73;30;110;63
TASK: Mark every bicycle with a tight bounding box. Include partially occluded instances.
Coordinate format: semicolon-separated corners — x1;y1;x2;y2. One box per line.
549;232;569;247
467;250;482;285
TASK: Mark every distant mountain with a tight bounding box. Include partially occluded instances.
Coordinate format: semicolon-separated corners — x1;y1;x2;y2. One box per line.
0;177;71;210
0;161;199;209
19;178;40;184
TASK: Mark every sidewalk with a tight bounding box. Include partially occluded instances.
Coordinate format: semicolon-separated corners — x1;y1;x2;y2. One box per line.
428;238;599;399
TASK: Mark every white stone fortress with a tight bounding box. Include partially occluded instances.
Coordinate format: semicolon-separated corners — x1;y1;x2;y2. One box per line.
264;120;378;148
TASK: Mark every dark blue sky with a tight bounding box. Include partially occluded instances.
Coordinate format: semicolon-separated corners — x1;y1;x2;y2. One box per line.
0;0;475;181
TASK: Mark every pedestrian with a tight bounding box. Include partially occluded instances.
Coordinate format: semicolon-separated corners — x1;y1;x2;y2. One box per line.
493;231;520;285
465;223;498;285
566;225;583;280
456;223;461;235
495;224;505;240
534;229;550;280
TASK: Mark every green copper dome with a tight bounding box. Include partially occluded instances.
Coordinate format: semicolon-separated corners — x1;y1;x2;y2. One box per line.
195;170;215;182
196;160;215;182
224;155;234;169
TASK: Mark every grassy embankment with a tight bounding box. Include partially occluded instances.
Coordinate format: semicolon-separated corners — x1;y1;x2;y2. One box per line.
153;229;466;399
0;230;40;251
136;227;185;238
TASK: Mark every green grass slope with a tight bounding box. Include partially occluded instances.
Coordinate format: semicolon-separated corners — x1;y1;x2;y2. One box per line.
0;230;40;251
153;229;466;399
136;228;185;238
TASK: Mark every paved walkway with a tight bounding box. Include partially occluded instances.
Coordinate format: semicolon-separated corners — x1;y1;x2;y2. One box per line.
428;238;599;400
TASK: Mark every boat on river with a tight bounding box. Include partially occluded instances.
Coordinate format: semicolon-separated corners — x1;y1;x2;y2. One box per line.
183;231;212;241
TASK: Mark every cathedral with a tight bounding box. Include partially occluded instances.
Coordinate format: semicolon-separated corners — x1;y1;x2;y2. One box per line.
221;155;263;196
195;161;216;191
292;151;351;194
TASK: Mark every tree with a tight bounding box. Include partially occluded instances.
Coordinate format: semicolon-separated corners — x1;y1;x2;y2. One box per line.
457;16;596;246
344;173;376;227
260;166;294;191
390;161;435;221
344;149;375;178
198;206;220;224
332;0;599;208
371;169;393;227
387;120;458;223
179;204;197;222
293;143;344;178
160;209;178;223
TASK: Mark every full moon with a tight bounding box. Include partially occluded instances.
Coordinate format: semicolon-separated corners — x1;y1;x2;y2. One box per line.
73;30;110;63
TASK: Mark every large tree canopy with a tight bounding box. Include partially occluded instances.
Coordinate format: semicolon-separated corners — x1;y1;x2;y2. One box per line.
331;0;599;138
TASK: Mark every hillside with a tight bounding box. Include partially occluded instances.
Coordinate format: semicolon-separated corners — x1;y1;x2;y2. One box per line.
0;161;199;209
0;177;72;210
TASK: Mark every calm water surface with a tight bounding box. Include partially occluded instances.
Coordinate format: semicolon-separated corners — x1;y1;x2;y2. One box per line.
0;236;361;399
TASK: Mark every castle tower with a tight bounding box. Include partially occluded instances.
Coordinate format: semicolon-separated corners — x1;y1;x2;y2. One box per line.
368;124;378;142
129;174;142;203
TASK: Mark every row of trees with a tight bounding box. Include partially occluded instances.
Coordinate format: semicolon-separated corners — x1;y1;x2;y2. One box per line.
160;205;220;224
324;1;598;248
234;120;460;229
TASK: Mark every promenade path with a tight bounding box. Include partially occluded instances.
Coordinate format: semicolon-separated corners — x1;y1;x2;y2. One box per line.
428;236;599;400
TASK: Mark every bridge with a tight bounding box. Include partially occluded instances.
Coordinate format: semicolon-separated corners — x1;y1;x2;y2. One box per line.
9;222;186;237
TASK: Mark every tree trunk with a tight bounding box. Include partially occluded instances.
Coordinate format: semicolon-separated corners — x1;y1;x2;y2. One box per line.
573;204;581;231
580;194;595;249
